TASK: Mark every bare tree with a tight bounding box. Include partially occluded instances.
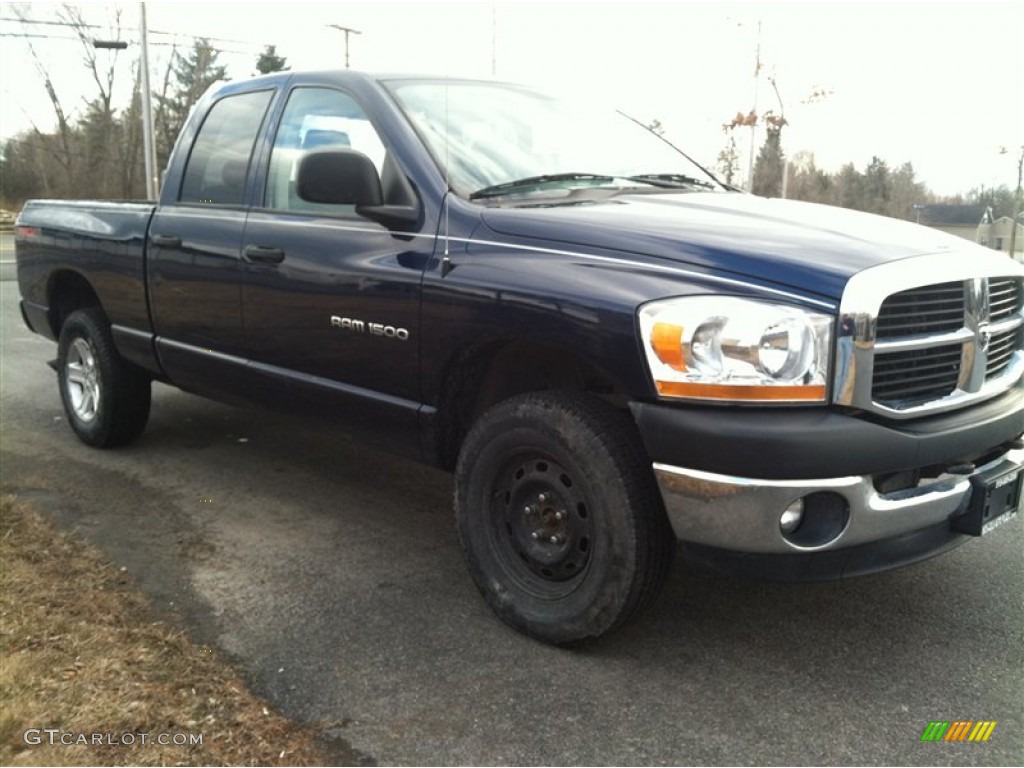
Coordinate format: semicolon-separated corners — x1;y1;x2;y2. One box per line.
11;4;142;198
13;5;75;189
61;4;123;116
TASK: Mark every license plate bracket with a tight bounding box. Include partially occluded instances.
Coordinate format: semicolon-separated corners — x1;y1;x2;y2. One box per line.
952;463;1022;536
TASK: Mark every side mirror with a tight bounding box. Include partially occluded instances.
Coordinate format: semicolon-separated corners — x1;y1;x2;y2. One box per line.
297;149;383;206
296;149;419;229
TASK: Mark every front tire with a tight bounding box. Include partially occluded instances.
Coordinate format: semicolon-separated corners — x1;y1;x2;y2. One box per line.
57;308;151;448
455;392;674;644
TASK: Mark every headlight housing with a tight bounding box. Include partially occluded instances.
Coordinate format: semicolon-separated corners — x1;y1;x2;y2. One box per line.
638;297;833;403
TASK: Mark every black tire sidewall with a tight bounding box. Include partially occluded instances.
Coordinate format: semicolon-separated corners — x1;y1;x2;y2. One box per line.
57;309;147;448
456;394;655;643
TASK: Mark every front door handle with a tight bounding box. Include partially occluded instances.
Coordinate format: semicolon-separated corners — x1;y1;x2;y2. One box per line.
243;245;286;264
151;234;182;248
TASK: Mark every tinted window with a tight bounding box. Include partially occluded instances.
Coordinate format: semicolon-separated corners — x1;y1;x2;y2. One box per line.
179;90;273;206
265;87;387;215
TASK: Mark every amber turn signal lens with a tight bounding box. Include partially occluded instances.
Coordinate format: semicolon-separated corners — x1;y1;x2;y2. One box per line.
655;381;827;402
650;322;685;370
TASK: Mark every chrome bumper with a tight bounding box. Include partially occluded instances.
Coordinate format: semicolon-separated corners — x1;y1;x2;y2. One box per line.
654;447;1023;554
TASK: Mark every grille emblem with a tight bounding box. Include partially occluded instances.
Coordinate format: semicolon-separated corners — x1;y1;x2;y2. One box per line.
979;326;992;353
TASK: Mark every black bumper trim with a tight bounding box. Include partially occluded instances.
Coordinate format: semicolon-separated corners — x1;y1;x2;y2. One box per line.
20;299;55;341
681;520;971;582
630;387;1024;480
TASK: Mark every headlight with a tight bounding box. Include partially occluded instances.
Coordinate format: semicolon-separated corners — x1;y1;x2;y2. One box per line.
638;297;833;402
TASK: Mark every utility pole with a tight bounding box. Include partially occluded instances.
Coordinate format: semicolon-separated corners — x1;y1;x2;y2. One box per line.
1008;145;1023;260
747;20;761;191
92;2;157;199
139;2;157;199
328;24;361;68
769;75;787;198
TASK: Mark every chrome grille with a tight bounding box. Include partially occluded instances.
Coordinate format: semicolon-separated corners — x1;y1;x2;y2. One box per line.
872;283;967;407
872;344;961;406
990;277;1022;322
836;255;1024;419
987;327;1020;378
875;282;965;338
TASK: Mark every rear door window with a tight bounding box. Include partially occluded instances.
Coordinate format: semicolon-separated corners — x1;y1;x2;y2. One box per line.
179;90;273;206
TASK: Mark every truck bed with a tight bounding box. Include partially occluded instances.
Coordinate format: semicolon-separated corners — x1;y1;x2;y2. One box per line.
16;200;156;345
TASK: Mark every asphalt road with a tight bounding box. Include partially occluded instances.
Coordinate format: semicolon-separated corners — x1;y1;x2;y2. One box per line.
1;276;1022;766
0;231;15;282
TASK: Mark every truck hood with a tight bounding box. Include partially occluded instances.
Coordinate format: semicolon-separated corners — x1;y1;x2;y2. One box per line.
480;192;974;301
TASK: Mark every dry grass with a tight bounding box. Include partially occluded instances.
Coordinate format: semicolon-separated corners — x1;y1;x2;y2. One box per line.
0;494;330;766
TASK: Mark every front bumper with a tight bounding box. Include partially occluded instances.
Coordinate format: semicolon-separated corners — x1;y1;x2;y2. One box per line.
631;390;1024;581
653;446;1022;580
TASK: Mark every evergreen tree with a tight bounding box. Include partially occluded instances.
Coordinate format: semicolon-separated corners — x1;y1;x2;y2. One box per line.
115;67;146;199
888;162;926;221
966;184;1016;220
751;127;784;198
862;156;891;215
255;45;289;75
716;135;740;186
832;163;863;210
155;39;228;167
79;99;117;193
785;151;830;204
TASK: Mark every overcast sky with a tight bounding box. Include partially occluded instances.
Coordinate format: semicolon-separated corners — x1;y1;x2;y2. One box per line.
1;0;1021;196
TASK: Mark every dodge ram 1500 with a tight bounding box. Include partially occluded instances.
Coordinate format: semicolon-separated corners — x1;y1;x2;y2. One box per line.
16;70;1023;643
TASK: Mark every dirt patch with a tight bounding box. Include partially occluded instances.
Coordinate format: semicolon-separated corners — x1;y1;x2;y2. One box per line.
0;493;358;766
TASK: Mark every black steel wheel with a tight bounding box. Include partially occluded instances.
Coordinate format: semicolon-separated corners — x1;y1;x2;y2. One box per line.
455;391;674;644
489;452;595;591
57;308;151;448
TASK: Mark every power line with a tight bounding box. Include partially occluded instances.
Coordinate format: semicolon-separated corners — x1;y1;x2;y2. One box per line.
0;31;232;50
1;15;271;47
0;32;81;41
0;16;102;29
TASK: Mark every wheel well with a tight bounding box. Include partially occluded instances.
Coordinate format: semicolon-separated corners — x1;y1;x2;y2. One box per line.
47;271;103;337
434;341;627;470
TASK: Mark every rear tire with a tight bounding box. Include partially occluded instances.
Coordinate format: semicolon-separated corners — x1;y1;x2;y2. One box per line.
57;308;151;448
455;391;674;644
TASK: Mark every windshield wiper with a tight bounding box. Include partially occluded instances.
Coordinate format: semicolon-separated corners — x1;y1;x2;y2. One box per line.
470;173;616;200
625;173;717;190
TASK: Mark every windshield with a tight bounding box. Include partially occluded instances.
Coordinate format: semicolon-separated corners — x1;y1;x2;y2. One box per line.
385;79;723;201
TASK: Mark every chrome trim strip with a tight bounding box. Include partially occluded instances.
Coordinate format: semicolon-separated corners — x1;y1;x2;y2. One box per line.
156;336;248;366
242;217;407;237
110;324;154;342
155;337;425;412
873;327;974;352
985;314;1024;336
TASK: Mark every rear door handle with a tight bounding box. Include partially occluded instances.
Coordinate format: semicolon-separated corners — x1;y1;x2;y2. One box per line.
151;234;182;248
243;245;286;264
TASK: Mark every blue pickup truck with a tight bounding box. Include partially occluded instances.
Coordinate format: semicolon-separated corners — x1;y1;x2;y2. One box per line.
15;70;1024;643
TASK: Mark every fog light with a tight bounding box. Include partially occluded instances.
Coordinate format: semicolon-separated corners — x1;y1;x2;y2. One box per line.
781;492;850;549
780;499;804;534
